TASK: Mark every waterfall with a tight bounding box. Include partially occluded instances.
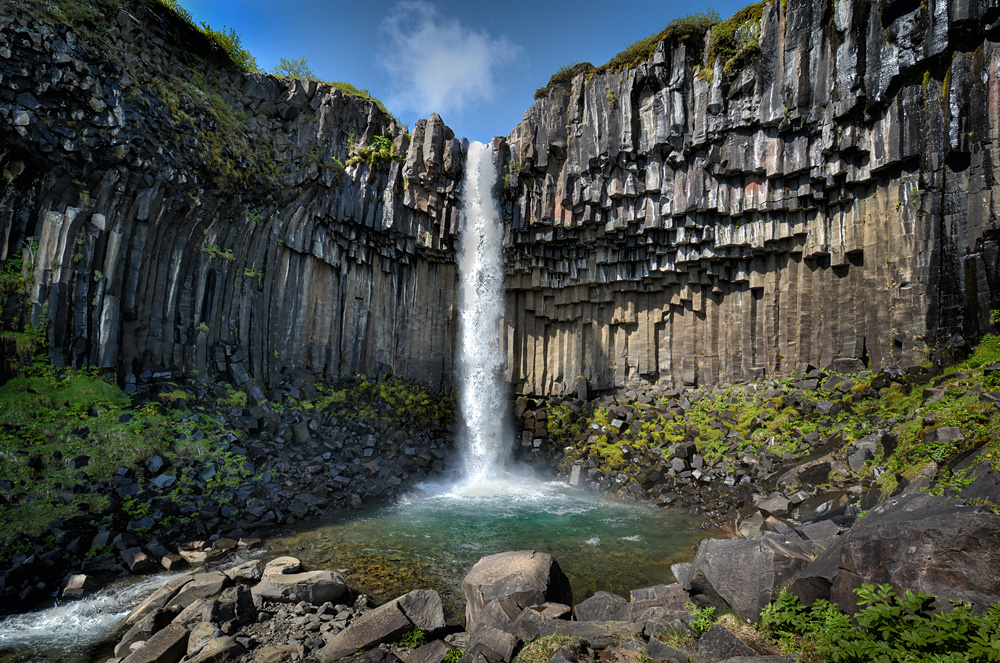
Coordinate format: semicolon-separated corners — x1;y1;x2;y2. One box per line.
457;141;510;483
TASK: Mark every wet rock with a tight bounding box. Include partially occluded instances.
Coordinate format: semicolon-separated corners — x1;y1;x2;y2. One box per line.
224;559;264;584
121;547;160;574
62;573;101;598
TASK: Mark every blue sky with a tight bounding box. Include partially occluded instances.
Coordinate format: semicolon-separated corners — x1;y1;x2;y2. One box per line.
176;0;751;142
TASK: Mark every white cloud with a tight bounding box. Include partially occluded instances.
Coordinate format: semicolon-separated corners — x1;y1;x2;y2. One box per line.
379;1;521;118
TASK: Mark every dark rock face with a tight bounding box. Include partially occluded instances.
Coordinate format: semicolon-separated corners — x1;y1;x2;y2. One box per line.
4;0;1000;400
0;0;462;389
500;1;1000;394
828;493;1000;614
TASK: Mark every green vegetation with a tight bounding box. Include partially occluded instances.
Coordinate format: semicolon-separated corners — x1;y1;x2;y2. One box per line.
201;243;235;261
514;634;587;663
706;1;766;81
534;61;596;99
442;649;464;663
535;1;770;98
0;358;253;562
685;602;718;637
271;56;315;79
397;628;427;648
601;10;721;74
266;56;395;122
760;585;1000;662
344;134;402;170
151;0;258;72
304;374;454;436
546;335;1000;494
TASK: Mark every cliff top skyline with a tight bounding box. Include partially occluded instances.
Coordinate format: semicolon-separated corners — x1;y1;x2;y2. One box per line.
174;0;750;142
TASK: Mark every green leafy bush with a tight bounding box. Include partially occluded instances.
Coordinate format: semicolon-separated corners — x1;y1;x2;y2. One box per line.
397;628;427;648
152;0;258;72
443;649;464;663
271;56;315;80
685;602;717;637
760;586;1000;662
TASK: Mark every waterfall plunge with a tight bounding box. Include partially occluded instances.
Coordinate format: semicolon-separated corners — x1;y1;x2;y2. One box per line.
457;141;511;485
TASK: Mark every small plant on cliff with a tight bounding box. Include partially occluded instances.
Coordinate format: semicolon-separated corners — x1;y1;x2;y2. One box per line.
152;0;258;72
271;56;315;80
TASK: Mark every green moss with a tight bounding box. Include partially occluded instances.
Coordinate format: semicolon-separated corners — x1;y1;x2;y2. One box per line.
535;61;596;99
706;1;767;67
597;10;721;74
0;359;253;563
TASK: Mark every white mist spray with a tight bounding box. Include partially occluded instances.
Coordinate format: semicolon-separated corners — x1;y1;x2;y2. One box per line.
457;141;510;484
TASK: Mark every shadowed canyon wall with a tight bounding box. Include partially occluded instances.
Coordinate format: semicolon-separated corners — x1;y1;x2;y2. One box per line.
501;0;1000;394
0;0;464;395
3;0;1000;399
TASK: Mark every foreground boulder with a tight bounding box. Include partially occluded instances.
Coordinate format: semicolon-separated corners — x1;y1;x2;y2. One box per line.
314;589;445;661
463;551;572;630
685;533;815;621
251;556;347;605
825;493;1000;613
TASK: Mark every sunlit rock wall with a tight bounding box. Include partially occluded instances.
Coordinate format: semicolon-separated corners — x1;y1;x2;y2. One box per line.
501;0;1000;395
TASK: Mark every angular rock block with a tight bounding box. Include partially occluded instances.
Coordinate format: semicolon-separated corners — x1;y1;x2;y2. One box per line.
829;493;1000;614
251;556;347;605
315;589;445;662
462;551;572;631
687;533;813;621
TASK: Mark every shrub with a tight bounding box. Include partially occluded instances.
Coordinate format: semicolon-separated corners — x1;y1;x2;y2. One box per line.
397;628;426;648
151;0;258;72
271;56;315;80
685;602;717;637
760;586;1000;662
443;649;464;663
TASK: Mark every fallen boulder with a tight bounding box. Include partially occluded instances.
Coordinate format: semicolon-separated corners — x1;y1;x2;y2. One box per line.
314;589;445;661
828;493;1000;613
462;551;572;631
251;556;347;605
687;533;814;621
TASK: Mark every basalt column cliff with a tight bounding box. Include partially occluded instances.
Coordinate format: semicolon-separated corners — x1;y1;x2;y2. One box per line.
2;0;1000;398
501;0;1000;395
0;0;464;393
